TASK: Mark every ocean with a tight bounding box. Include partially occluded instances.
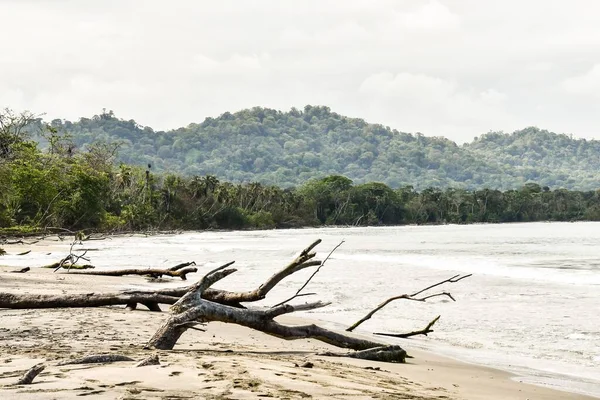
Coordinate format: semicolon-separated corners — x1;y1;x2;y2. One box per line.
3;222;599;397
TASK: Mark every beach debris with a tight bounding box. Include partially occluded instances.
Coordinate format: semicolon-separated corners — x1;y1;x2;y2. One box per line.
375;315;441;339
16;250;31;256
15;363;45;385
135;354;160;367
298;361;314;368
346;275;471;333
145;240;393;354
1;239;40;245
62;262;198;280
0;238;470;364
319;346;407;363
43;238;94;272
57;354;135;366
10;267;30;273
0;291;179;311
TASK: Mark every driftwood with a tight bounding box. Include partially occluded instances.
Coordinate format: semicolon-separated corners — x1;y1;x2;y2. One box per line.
57;354;135;366
15;363;45;385
375;315;441;339
135;354;160;367
1;239;40;245
0;291;181;311
198;240;323;306
43;262;95;270
146;255;401;361
11;267;30;273
1;240;327;310
45;240;93;272
346;274;471;332
319;345;407;363
64;262;198;280
0;239;470;364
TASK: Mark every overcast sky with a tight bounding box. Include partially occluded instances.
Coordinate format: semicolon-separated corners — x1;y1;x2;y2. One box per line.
1;0;600;143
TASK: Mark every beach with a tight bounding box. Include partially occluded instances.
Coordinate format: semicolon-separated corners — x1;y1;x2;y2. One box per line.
0;235;597;400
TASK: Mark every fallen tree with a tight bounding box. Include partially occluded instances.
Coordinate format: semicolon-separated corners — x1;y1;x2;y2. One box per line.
0;239;469;363
145;262;406;361
62;262;198;280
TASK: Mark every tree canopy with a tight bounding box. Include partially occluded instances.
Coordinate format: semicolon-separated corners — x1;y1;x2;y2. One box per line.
37;106;600;191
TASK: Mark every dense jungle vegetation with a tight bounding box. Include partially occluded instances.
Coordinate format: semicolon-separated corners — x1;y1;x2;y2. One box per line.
39;105;600;191
2;108;600;233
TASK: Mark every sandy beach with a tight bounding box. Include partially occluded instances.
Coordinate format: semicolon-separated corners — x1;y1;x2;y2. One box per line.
0;238;597;399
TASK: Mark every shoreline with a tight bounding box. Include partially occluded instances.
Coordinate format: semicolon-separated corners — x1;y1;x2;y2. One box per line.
1;219;596;241
0;263;597;399
305;316;600;399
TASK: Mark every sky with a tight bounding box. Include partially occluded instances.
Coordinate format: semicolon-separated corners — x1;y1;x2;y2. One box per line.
1;0;600;143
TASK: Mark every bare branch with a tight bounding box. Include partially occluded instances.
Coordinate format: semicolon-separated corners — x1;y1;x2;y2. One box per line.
15;363;45;385
62;266;199;280
272;240;345;308
264;301;331;319
346;274;470;332
374;315;441;339
170;262;237;313
202;240;323;306
410;274;472;297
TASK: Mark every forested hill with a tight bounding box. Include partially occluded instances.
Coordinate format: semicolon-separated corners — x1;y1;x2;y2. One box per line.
43;106;600;190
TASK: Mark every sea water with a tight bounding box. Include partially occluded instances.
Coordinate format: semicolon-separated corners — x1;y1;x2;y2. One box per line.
3;222;599;397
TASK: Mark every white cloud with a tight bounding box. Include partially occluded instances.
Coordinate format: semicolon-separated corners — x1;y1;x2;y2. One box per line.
359;72;513;142
392;1;460;31
0;0;599;141
563;64;600;97
359;72;456;104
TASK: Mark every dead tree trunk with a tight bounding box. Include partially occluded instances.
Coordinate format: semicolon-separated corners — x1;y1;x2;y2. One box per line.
146;263;398;358
147;299;389;352
63;265;198;280
0;292;180;311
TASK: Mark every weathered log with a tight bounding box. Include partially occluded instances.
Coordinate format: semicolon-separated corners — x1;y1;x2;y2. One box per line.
146;299;387;351
319;345;407;363
57;354;134;366
15;363;45;385
147;260;393;354
0;292;180;311
63;266;198;280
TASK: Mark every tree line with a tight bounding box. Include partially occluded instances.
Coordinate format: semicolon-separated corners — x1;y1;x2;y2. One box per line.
1;109;600;234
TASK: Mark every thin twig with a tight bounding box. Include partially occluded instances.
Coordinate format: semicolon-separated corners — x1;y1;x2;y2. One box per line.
410;274;472;297
271;240;344;308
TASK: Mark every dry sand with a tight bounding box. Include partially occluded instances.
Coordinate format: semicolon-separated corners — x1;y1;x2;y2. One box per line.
0;241;596;399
